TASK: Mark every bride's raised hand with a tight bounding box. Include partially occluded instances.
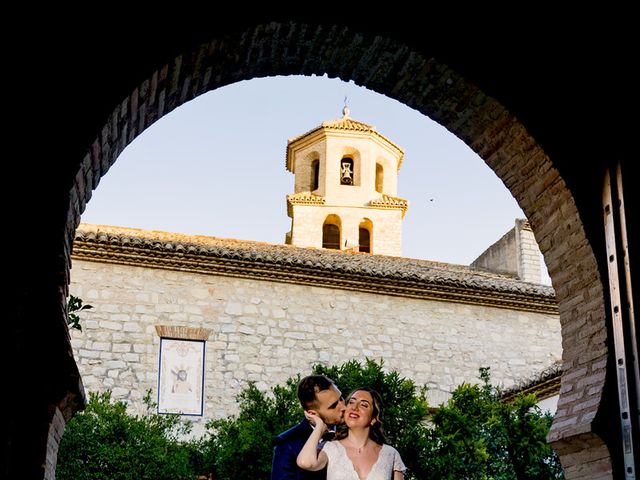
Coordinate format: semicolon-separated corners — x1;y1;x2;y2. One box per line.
304;410;327;433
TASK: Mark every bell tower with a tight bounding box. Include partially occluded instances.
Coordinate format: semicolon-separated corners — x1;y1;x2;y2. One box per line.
285;107;408;256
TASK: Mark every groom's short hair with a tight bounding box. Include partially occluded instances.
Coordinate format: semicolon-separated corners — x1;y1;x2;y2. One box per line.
297;375;335;409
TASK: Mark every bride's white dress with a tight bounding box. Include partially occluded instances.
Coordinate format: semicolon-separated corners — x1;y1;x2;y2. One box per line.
322;441;406;480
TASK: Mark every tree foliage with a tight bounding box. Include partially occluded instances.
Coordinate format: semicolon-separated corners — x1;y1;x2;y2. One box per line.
424;367;564;479
57;391;194;480
197;378;301;479
57;361;563;480
67;294;93;331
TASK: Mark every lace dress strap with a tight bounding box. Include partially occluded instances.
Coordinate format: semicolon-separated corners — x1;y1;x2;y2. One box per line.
323;442;406;480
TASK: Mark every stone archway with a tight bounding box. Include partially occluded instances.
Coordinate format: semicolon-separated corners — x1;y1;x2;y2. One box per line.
15;20;620;479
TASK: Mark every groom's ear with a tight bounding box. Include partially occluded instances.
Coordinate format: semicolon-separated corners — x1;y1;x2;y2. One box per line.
306;409;318;416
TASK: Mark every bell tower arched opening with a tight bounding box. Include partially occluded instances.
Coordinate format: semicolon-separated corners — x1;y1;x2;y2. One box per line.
359;219;373;253
322;215;342;250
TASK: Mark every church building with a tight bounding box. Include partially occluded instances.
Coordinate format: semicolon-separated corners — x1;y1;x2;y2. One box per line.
69;110;561;435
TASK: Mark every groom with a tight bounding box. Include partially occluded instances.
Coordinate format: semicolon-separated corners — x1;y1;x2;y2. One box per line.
271;375;346;479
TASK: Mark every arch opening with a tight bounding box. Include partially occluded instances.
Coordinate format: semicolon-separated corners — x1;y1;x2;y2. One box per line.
375;162;384;193
359;218;373;253
322;214;342;249
18;20;617;480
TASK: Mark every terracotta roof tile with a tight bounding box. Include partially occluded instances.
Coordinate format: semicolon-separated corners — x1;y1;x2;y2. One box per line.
287;116;378;144
286;113;404;171
74;223;556;300
501;361;563;401
286;192;326;216
370;194;409;217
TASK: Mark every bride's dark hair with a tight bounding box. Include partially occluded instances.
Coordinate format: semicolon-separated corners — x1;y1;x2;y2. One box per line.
334;387;387;445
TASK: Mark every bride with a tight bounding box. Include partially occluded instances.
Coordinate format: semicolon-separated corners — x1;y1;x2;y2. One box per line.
297;387;406;480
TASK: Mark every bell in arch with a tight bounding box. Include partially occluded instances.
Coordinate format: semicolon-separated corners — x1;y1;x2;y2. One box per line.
340;158;354;185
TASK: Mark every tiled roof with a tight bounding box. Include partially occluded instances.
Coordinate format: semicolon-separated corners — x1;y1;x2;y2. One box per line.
289;115;404;152
370;194;409;217
288;116;378;144
73;224;557;313
502;361;563;402
286;111;404;171
287;192;326;203
321;116;377;132
286;192;326;217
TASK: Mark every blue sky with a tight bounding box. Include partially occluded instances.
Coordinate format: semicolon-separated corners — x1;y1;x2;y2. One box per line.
82;75;543;274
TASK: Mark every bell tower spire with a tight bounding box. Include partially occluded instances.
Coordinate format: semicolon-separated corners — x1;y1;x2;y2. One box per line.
284;109;408;256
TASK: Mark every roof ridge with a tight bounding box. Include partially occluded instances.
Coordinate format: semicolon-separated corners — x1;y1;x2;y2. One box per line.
321;116;376;130
501;361;563;400
287;116;402;151
74;223;557;302
285;114;405;172
76;223;288;248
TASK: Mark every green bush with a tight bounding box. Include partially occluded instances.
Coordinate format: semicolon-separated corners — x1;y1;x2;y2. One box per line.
57;391;195;480
198;378;301;480
57;361;563;480
425;368;564;479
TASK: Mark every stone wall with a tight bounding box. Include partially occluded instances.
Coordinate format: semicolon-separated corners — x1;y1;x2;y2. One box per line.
515;219;542;284
70;258;561;436
471;228;518;274
471;219;542;284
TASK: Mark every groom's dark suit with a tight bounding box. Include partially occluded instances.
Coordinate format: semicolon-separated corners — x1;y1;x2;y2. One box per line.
271;419;327;480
